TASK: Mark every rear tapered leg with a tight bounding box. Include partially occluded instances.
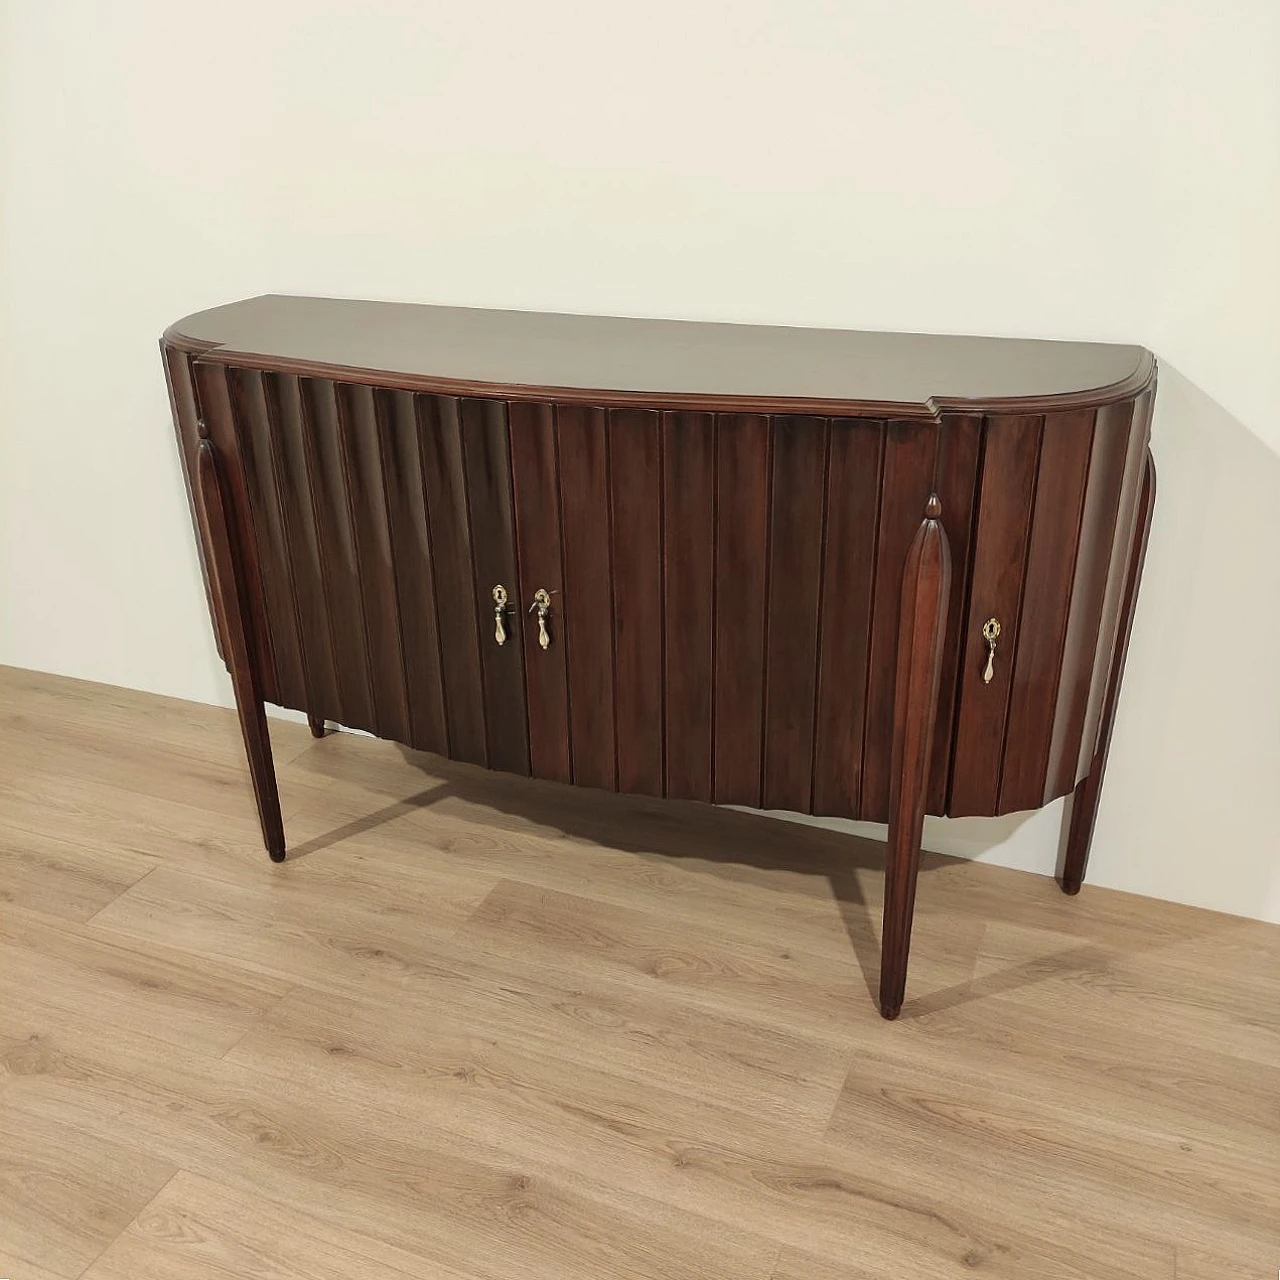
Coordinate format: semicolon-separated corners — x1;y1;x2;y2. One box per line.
880;495;952;1020
194;423;286;863
1058;450;1155;894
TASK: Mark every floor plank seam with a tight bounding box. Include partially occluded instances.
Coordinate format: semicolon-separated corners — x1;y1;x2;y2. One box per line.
81;863;162;926
70;1168;182;1280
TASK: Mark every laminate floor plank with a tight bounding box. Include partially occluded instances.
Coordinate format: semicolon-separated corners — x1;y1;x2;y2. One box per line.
0;666;1276;1280
0;824;155;922
0;904;292;1058
88;864;499;997
0;1095;176;1279
3;1034;778;1280
79;1170;481;1280
454;878;865;1039
0;772;282;881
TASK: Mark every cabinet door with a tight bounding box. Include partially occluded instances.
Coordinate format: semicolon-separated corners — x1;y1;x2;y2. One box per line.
510;403;708;801
193;359;530;773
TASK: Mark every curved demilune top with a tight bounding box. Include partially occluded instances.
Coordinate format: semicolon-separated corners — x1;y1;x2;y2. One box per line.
166;294;1154;419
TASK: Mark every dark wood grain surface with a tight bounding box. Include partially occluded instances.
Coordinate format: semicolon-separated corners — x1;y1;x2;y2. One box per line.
509;400;571;784
812;420;884;817
556;405;618;792
711;414;771;807
761;417;829;812
609;410;665;797
416;395;488;765
460;398;529;777
948;414;1043;818
860;421;940;823
169;295;1152;418
662;412;716;803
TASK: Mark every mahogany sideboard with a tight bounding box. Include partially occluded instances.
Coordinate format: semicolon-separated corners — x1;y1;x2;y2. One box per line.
162;296;1156;1019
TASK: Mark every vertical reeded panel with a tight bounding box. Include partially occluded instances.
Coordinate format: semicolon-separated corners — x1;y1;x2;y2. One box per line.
812;419;884;818
460;398;529;777
948;414;1043;818
417;395;487;765
861;421;939;823
926;413;983;814
762;416;829;812
663;411;716;802
510;401;571;784
997;408;1096;812
711;414;770;807
296;377;378;734
1043;398;1136;799
162;348;220;660
557;405;616;792
609;408;664;797
379;390;448;754
269;374;342;727
225;368;309;713
192;360;278;703
1074;390;1152;781
334;384;412;744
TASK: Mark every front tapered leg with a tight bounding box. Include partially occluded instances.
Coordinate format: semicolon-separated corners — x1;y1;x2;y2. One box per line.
880;495;952;1020
195;425;286;863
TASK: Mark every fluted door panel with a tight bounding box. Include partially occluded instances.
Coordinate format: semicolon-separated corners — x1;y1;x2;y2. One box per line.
182;358;532;772
948;400;1153;817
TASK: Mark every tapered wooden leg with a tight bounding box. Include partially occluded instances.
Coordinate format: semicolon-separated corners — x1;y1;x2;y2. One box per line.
194;425;287;863
307;714;326;739
1059;449;1156;895
880;495;952;1020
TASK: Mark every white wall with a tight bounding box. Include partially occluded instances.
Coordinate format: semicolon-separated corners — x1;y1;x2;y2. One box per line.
3;0;1278;920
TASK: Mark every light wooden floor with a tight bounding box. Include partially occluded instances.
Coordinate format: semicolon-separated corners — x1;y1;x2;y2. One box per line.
1;665;1276;1280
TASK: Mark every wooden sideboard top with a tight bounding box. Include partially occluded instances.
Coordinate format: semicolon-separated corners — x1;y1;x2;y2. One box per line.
167;294;1154;419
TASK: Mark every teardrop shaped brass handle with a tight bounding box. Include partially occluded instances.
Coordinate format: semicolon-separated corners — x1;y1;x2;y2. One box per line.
530;588;553;650
981;617;1001;684
492;584;509;647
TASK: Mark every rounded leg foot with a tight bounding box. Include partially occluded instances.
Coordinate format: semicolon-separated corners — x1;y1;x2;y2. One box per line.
307;714;326;739
1058;876;1082;896
268;843;287;863
879;1002;902;1021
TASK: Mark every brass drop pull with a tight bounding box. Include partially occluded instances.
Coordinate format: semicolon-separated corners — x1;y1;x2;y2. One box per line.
981;617;1001;684
492;584;509;647
530;588;554;650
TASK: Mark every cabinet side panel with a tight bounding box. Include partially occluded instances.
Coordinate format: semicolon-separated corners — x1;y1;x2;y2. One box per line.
510;401;571;784
1043;398;1136;800
812;419;884;818
861;421;940;823
557;405;617;792
762;416;829;812
1074;390;1153;781
711;414;770;807
663;411;716;802
191;360;279;703
948;414;1043;818
997;408;1095;812
417;394;488;765
163;346;221;661
267;374;342;728
609;408;665;796
927;413;982;813
461;398;530;777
